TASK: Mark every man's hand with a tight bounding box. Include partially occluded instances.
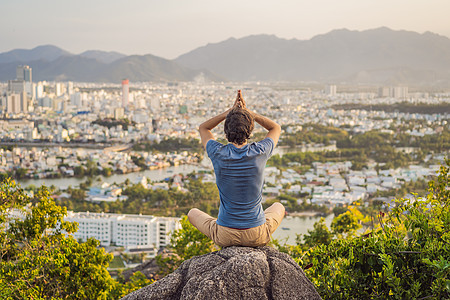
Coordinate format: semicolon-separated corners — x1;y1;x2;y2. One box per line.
233;90;246;109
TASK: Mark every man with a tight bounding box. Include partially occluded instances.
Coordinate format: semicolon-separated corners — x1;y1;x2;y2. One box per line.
188;90;285;247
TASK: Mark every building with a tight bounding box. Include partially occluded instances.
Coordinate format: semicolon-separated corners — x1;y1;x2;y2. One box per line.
16;65;32;82
7;66;33;100
70;92;82;107
4;92;28;114
378;87;390;98
65;211;181;249
16;65;33;96
122;79;129;108
325;85;337;97
7;80;25;94
36;82;44;98
0;119;34;131
391;86;408;99
66;81;74;95
114;107;124;119
55;83;63;96
150;97;160;112
378;86;408;99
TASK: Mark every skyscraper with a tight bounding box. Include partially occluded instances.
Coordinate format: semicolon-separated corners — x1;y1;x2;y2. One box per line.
16;65;32;83
122;79;129;108
10;65;33;97
325;85;337;97
23;66;32;82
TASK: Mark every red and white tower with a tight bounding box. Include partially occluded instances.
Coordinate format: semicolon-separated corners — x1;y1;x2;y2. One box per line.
122;79;129;108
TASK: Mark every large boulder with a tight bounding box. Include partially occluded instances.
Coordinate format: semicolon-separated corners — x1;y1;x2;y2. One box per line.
121;246;321;300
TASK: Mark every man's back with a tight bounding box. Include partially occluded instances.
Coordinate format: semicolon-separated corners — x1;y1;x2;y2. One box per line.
206;138;274;229
188;90;284;247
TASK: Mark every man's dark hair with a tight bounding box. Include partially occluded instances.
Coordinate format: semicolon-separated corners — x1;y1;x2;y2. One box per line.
224;108;254;145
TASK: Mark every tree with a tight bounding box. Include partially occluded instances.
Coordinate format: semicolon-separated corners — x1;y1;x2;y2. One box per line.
0;178;151;299
330;209;362;237
298;217;332;247
277;160;450;299
0;179;115;299
112;272;153;299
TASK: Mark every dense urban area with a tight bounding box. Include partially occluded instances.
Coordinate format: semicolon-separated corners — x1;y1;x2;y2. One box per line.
1;65;449;298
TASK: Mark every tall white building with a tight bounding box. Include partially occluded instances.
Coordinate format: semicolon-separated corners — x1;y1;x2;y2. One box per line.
378;86;408;99
325;85;337;97
65;211;180;248
36;82;44;98
5;92;28;114
122;79;129;108
55;83;64;97
67;81;74;95
391;86;408;99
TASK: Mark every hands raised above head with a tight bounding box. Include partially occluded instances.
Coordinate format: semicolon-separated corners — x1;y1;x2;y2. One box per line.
233;90;247;109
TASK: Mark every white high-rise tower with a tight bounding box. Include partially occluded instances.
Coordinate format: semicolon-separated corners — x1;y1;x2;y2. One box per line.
122;79;129;108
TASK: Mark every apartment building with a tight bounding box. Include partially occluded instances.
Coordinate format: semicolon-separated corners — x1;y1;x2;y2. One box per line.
65;211;180;248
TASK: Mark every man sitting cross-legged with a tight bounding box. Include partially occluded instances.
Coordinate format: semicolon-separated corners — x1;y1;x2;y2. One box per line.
188;90;285;247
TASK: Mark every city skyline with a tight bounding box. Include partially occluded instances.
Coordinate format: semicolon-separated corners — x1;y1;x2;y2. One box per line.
1;0;450;59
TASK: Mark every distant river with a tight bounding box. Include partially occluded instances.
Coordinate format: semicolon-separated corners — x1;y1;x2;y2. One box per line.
18;164;204;189
18;145;295;190
272;214;334;245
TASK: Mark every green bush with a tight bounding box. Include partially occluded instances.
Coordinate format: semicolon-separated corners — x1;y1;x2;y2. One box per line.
0;178;152;299
278;160;449;299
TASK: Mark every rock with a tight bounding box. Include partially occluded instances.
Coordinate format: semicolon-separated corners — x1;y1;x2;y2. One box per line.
121;246;321;300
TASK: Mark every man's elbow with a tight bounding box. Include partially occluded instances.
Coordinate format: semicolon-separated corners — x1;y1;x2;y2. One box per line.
198;124;205;132
275;123;281;132
272;123;281;133
199;122;210;131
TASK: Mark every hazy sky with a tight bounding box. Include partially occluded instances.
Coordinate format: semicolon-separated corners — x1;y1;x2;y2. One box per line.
2;0;450;59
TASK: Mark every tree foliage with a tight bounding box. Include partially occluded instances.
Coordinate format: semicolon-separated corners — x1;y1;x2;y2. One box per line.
133;137;203;154
278;160;450;299
0;178;152;299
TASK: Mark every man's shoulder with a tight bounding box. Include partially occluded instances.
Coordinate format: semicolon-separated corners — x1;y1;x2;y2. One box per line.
250;137;275;156
206;139;225;156
252;137;274;149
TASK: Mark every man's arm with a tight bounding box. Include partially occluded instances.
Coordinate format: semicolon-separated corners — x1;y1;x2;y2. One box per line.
237;91;281;147
198;109;230;149
198;92;243;149
250;111;281;147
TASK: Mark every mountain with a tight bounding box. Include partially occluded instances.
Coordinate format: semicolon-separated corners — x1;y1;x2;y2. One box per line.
0;48;219;82
92;54;218;82
0;53;219;83
0;45;72;64
175;27;450;85
2;28;450;85
79;50;126;64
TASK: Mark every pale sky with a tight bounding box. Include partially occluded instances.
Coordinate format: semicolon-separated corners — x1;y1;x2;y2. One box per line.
2;0;450;59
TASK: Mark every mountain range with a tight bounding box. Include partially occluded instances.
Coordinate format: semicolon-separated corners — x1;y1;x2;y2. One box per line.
2;27;450;86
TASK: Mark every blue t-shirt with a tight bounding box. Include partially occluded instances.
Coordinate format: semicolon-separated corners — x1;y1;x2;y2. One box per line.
206;137;274;229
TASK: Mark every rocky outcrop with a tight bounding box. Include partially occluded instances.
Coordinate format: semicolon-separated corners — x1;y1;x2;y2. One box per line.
121;246;321;300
